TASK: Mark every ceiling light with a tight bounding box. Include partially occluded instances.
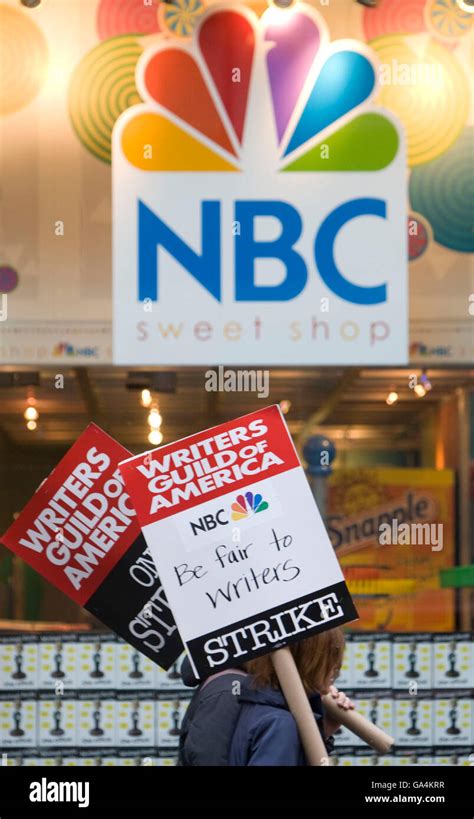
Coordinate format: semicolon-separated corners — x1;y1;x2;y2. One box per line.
147;407;162;429
386;391;398;406
126;371;177;394
148;430;163;446
24;406;39;421
141;388;152;408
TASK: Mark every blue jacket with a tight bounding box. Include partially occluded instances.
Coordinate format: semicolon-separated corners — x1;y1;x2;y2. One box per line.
229;684;330;766
178;658;333;767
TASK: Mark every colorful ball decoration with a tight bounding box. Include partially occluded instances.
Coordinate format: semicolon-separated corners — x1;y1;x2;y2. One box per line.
407;213;431;260
424;0;474;42
303;435;336;477
158;0;205;39
0;4;48;116
69;36;143;164
97;0;161;40
409;127;474;253
370;34;469;166
0;266;19;293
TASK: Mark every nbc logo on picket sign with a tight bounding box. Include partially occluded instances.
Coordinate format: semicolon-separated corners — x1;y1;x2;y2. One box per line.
231;492;269;521
112;2;407;366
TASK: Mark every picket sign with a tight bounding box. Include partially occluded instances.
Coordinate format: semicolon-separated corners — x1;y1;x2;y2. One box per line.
119;406;358;678
1;424;182;669
119;405;362;761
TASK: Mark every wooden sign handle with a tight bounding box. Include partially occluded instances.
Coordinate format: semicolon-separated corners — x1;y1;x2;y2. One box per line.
322;694;394;754
271;647;330;766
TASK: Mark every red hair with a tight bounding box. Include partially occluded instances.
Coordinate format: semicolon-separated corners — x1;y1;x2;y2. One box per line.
244;628;345;694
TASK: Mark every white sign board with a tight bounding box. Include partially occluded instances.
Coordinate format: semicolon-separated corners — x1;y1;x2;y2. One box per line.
120;406;357;678
112;3;407;366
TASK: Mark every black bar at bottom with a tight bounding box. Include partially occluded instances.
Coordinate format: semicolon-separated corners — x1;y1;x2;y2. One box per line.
0;764;471;814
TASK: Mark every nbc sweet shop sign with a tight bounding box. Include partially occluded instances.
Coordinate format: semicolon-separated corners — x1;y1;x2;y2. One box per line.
113;2;407;366
120;406;358;679
3;0;473;367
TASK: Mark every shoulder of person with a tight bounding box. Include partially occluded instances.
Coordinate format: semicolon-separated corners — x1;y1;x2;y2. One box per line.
250;703;300;738
179;671;248;766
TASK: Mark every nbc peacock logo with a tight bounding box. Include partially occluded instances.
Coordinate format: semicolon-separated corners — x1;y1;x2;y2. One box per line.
117;3;399;173
112;2;407;367
231;492;269;522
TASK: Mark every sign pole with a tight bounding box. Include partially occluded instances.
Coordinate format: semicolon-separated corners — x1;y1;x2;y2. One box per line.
271;648;395;761
271;646;330;767
322;694;394;754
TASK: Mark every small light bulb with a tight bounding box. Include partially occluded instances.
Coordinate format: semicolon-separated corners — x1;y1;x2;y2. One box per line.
386;391;398;406
414;383;426;398
279;400;291;414
141;389;152;408
26;420;37;431
148;430;163;446
147;408;162;429
24;406;39;421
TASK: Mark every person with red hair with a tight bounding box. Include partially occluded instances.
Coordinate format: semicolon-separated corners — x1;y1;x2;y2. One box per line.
179;627;354;766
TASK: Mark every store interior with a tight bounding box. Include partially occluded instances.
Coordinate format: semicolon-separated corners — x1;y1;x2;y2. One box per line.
1;364;473;624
